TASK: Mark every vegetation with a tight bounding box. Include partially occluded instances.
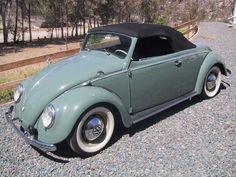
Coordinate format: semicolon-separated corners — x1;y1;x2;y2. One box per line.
0;64;45;84
0;89;13;104
0;64;46;103
0;0;233;45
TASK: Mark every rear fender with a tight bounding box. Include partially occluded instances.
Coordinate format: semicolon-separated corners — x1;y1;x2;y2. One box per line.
194;51;227;94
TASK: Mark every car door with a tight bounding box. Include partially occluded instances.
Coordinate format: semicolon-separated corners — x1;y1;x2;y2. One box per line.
129;36;203;113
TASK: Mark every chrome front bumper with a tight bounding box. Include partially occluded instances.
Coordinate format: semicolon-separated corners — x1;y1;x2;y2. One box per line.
5;106;56;152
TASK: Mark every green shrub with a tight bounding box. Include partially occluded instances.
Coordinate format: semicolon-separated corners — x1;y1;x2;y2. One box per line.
222;18;230;24
0;89;14;104
154;17;167;25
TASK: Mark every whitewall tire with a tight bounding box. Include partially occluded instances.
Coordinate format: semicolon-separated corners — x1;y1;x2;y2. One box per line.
69;106;115;156
202;66;221;98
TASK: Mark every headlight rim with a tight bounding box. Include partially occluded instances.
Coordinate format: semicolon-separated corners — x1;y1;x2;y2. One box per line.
14;84;24;103
42;104;56;129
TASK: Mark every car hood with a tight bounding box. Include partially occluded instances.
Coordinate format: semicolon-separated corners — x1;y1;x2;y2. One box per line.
16;51;124;127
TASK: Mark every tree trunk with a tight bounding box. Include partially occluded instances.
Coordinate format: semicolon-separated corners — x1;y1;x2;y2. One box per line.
56;28;58;38
75;23;78;37
71;26;75;37
14;0;19;43
60;11;64;39
61;26;64;39
21;0;25;42
66;1;68;39
1;1;12;45
83;19;86;36
128;13;131;22
6;5;11;43
88;17;92;29
51;28;54;39
80;21;82;36
93;17;96;27
28;3;32;42
1;12;8;44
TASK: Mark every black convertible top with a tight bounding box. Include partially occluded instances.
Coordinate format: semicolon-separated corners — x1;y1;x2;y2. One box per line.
89;23;196;51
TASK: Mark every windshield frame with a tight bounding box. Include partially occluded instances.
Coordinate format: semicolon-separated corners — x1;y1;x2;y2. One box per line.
82;32;133;60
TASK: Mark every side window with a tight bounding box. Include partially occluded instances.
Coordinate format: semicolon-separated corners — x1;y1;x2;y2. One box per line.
132;36;175;61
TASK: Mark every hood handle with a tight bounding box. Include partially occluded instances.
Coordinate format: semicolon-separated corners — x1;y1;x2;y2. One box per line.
96;71;105;77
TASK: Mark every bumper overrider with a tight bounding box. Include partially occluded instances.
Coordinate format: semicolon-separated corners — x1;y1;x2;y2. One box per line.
5;106;56;152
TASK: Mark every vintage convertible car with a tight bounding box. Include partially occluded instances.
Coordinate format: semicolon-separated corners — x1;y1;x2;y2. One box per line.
5;23;228;156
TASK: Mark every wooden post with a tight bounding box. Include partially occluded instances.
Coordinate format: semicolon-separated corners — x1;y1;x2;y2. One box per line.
188;24;191;39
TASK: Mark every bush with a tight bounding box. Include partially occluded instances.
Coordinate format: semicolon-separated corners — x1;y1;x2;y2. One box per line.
154;17;167;25
0;89;14;104
221;18;230;24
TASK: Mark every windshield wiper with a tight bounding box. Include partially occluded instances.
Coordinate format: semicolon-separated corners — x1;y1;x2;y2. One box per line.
103;49;110;56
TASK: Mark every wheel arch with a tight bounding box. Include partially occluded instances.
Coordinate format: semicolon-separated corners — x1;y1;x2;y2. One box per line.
215;63;227;76
71;101;123;129
194;51;227;94
35;86;131;144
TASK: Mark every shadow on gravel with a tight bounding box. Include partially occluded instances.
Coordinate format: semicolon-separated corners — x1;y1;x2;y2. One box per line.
32;144;72;163
34;96;204;161
220;82;228;90
112;96;204;139
35;91;232;161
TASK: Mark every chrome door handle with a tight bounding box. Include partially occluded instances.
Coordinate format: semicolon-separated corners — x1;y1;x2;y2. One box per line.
175;60;182;67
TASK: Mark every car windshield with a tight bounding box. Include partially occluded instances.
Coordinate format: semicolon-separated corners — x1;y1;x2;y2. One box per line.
83;33;132;59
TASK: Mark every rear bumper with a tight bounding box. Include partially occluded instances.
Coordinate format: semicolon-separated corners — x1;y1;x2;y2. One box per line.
5;106;56;152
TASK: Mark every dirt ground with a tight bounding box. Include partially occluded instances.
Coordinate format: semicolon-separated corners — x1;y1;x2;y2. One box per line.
0;38;82;65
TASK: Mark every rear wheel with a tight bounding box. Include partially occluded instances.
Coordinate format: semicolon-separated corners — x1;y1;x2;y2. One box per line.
201;66;221;98
69;107;115;156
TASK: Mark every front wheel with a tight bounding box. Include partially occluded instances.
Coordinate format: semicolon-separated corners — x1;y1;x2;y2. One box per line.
69;107;115;156
201;66;222;98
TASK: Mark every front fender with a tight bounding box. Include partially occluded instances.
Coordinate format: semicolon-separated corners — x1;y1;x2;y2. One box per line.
194;51;227;94
35;86;131;144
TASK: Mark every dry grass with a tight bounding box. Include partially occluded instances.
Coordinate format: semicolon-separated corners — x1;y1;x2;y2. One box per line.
0;63;49;104
0;63;48;84
178;27;189;34
0;39;81;84
0;40;82;104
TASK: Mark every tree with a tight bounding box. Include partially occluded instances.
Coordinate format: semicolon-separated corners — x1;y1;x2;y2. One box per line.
116;0;141;23
39;0;63;38
20;0;26;42
140;0;157;23
0;0;12;44
96;0;116;25
67;0;82;37
27;1;32;42
13;0;18;43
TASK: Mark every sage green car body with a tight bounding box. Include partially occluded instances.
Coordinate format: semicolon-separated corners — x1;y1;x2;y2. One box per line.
14;35;227;145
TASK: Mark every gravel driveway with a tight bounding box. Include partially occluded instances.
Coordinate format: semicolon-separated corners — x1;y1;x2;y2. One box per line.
0;22;235;177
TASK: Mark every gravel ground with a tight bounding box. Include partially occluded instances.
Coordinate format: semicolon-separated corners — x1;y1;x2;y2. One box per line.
0;22;235;177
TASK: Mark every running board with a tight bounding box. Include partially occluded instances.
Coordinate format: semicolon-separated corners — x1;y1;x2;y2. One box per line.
131;92;198;124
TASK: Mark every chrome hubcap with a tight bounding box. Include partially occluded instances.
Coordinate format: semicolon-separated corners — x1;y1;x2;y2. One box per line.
206;73;217;91
83;115;105;142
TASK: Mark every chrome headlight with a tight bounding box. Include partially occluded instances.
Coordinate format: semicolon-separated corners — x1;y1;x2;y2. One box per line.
14;84;24;102
42;105;56;128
